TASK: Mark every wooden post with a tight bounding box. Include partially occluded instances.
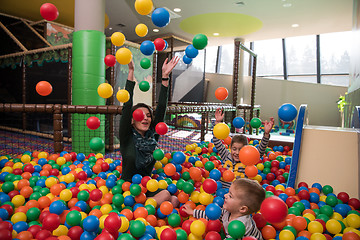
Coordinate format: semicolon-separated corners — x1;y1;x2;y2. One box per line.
53;104;64;153
152;52;158;108
249;56;257;134
22;56;26;131
232;40;240;133
201;113;206;142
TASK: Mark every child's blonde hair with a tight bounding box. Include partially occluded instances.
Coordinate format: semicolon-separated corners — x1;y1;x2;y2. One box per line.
232;178;265;214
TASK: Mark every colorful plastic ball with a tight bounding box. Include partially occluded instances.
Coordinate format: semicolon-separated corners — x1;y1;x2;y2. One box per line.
325;219;342;235
164;163;176;176
117;89;130;103
160;227;177;240
190;220;206;236
151;8;170;27
209;169;221;181
140;40;155;56
308;221;323;233
132;109;145;121
192;34;208;50
86;116;101;130
154;38;166;51
111;32;126;46
130;184;142;196
233;117;245;129
160;201;173;215
36;81;53;96
279;229;295;240
153;149;165;161
213;123;230;140
97;83;113;98
42;213;60;231
239;145;260;165
167;213;181;227
135;23;148;37
278;103;298;122
228;220;246;239
155;122;168;135
40;3;59;21
342;231;360;240
215;87;228;101
139;81;150;92
146;179;159;192
250;117;262;128
83;215;99;232
205;203;222;220
104;55;116;67
202;179;217;194
0;208;8;221
172;152;186;164
104;213;121;232
130;220;146;238
176;229;188;240
346;213;360;228
140;58;151;69
185;45;199;58
245;165;258;178
116;47;133;65
183;55;192;64
13;221;29;233
260;196;288;223
134;0;153;15
89;137;105;152
66;210;82;226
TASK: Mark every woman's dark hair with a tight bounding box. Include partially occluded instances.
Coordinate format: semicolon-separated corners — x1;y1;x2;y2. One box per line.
131;103;154;122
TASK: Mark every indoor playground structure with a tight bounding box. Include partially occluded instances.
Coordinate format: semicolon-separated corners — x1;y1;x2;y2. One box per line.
0;1;360;240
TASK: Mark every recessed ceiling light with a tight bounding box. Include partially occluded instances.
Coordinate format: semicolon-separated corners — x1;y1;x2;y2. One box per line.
109;27;112;30
213;33;220;36
283;3;292;7
153;29;159;32
291;24;299;28
173;8;181;12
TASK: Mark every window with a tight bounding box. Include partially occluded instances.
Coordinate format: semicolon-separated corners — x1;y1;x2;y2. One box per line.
205;46;218;73
243;42;251;76
320;31;351;86
219;44;234;75
191;50;205;72
174;51;187;70
253;38;283;77
286;35;317;83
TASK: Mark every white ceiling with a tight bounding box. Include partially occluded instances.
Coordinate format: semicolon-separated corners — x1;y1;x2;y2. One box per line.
105;0;353;46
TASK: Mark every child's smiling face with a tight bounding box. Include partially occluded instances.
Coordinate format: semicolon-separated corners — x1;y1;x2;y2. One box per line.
230;142;244;162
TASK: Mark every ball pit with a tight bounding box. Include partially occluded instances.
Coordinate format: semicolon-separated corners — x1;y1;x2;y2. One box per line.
0;140;359;240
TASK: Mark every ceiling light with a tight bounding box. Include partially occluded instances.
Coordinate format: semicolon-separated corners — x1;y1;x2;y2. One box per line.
153;29;159;32
173;8;181;12
291;24;299;28
283;3;292;7
109;27;112;30
213;33;220;36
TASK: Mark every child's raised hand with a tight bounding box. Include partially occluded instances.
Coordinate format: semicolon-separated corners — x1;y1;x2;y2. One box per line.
162;56;180;78
215;108;224;124
128;60;134;71
263;117;275;136
182;204;194;215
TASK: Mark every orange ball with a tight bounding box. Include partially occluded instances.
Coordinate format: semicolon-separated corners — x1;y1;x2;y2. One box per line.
146;214;157;227
135;192;147;204
239;145;260;165
343;232;360;240
89;209;102;219
17;179;30;190
245;165;258;178
20;186;33;198
122;182;131;192
285;187;296;196
189;167;202;181
16;230;33;240
222;170;235;182
134;207;148;219
36;81;53;96
50;183;65;196
215;87;228;101
164;163;176;176
160;201;173;215
121;209;133;221
224;136;232;145
292;216;308;231
298;230;311;239
261;225;276;240
38;196;51;209
26;200;40;209
157;219;167;227
177;191;190;203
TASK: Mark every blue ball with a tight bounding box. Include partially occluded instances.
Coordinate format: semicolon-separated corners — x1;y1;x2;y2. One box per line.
163;40;168;51
50;201;66;215
0;159;8;168
77;153;86;161
139;234;154;240
296;237;309;240
309;192;320;203
83;215;99;232
80;231;97;240
151;8;170;28
156;207;167;219
38;158;47;166
285;157;292;164
124;195;135;207
0;172;9;182
278;193;288;202
232;117;245;129
106;179;116;189
140;40;155;56
145;225;156;237
334;204;351;217
183;55;192;64
132;174;143;184
13;221;29;233
312;183;322;192
213;196;224;207
185;45;199;58
209;169;221;181
75;200;88;212
167;184;177;194
0;208;9;220
278;103;298;122
172;152;186;164
205;203;222;220
271;180;281;186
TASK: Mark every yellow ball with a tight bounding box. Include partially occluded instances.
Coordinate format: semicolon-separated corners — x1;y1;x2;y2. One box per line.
134;0;153;15
56;157;66;166
213;123;230;140
45;177;58;188
154;161;163;170
190;191;200;203
195;161;203;168
99;214;108;229
65;174;75;184
111;32;125;46
160;157;168;165
252;174;262;183
279;230;295;240
319;196;327;202
198;192;212;205
195;147;202;154
119;216;130;232
308;221;324;233
256;163;264;171
303;213;316;221
310;233;327;240
96;153;104;159
147;179;159;192
60;189;73;202
190;220;206;236
100;204;112;215
38;152;48;159
326;219;342;235
13;162;23;169
97;83;113;98
331;212;343;221
116;48;132;65
53;225;69;236
275;184;285;192
123;191;131;198
135;23;148;37
188;233;202;240
21;154;31;163
2;166;12;173
158;180;168;189
346;214;360;228
136;217;148;226
145;198;157;208
186;145;194;151
99;186;109;195
116;89;130;103
11;212;27;223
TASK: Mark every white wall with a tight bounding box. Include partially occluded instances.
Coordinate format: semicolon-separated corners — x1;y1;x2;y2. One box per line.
205;73;347;127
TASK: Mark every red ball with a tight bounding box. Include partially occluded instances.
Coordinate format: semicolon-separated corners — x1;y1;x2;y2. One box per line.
252;213;267;229
70;187;80;198
171;172;180;181
181;219;193;234
68;226;84;240
86;116;101;130
2;205;14;217
42;213;60;231
90;189;103;202
179;205;189;217
70;152;77;160
297;182;308;189
13;168;23;175
104;55;116;67
0;229;12;240
28;225;42;238
132;109;145;122
40;3;59;21
36;229;52;240
155;122;168;135
202;179;217;194
276;175;286;184
160;228;177;240
315;219;326;231
205;231;222;240
286;196;297;207
207;219;222;232
271;160;280;168
77;171;87;181
96;230;115;240
101;162;110;171
260;196;288;223
154;38;166;51
49;168;59;176
348;198;360;210
141;176;151;187
337;192;350;203
0;221;12;232
298;190;310;200
266;173;276;182
23;164;35;173
104;213;122;232
266;185;276;193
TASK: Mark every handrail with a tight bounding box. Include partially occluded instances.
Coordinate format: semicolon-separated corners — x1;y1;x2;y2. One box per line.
287;104;308;188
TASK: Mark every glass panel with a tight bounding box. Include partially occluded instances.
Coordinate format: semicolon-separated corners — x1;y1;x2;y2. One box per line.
321;75;349;87
174;51;187;70
191;50;205;72
219;44;234;75
286;35;317;78
287;75;317;84
243;42;251;76
205;46;218;73
253;38;284;77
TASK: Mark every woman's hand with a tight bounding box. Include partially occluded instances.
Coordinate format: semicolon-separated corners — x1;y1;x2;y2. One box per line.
215;108;224;124
162;56;180;78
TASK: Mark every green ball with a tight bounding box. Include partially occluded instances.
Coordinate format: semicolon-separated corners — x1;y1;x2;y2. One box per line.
130;184;141;196
292;201;305;213
320;205;334;217
13;175;22;181
276;156;284;161
66;210;82;226
288;206;301;216
28;221;41;227
250;117;262;128
316;213;330;223
165;178;172;185
283;172;289;180
265;191;274;198
77;190;90;201
1;182;14;193
39;188;50;196
139;81;150;92
4;173;14;182
89;137;105;152
140;58;151;69
326;195;338;207
112;185;123;195
263;161;271;168
112;194;124;207
228;220;245;239
176;179;185;190
204;161;215;171
322;185;333;195
192;34;208;50
145;204;156;215
176;229;188;240
283;226;297;237
153;149;164;161
129;220;146;238
181;172;190;180
182;182;194;194
89;156;97;163
168;213;181;227
26;207;41;221
263;168;271;175
118;233;136;240
29;192;42;201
